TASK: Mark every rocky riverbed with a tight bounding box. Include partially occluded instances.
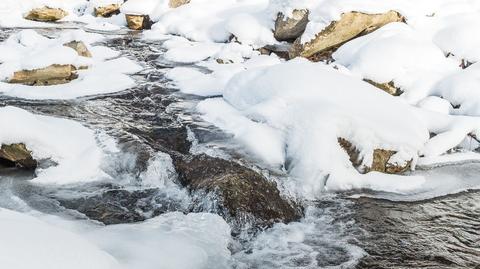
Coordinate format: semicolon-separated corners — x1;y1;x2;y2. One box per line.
0;25;479;269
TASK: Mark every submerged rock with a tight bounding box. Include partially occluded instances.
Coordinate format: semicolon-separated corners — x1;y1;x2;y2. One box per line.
63;40;92;58
169;0;191;8
125;14;152;30
94;4;121;18
0;143;37;169
274;9;309;42
24;7;68;22
57;188;177;225
174;154;302;228
290;11;404;59
9;64;78;86
338;138;411;174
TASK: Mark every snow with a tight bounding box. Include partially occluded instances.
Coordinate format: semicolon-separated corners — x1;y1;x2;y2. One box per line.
0;106;110;184
0;208;118;269
0;30;142;100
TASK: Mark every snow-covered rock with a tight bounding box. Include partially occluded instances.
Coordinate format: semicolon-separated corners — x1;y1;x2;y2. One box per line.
24;6;68;22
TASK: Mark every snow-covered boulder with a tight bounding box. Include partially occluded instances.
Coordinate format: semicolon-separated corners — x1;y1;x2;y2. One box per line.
126;14;152;30
64;40;92;58
274;9;309;42
0;143;36;169
289;11;404;59
24;6;68;22
94;3;121;17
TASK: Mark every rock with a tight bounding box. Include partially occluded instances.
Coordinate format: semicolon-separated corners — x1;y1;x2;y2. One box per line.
174;154;302;228
0;144;37;169
58;188;176;225
338;138;411;174
274;9;309;42
169;0;190;8
125;14;152;30
94;4;121;18
24;7;68;22
289;11;404;59
63;41;92;58
9;64;78;86
364;79;402;96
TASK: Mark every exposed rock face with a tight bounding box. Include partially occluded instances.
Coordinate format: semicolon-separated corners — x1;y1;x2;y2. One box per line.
169;0;191;8
338;138;411;174
364;79;402;96
0;144;37;169
289;11;404;59
174;154;302;228
58;188;177;225
63;41;92;58
24;7;68;22
274;9;309;42
125;14;152;30
9;64;78;86
94;4;121;17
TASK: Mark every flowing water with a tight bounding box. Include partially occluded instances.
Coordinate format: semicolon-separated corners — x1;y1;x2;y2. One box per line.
0;27;479;269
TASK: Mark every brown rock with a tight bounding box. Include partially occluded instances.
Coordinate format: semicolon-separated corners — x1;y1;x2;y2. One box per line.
94;4;121;18
0;144;37;169
63;41;92;58
274;9;309;42
169;0;191;8
125;14;152;30
174;154;302;228
289;11;404;59
364;79;402;96
338;138;411;174
9;64;78;86
24;7;68;22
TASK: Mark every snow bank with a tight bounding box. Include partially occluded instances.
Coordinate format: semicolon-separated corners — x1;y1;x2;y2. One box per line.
0;30;141;100
0;208;118;269
0;106;110;184
87;212;232;269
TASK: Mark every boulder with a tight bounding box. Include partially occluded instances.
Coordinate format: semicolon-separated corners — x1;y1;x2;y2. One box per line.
9;64;78;86
364;79;402;96
169;0;191;8
125;14;152;30
274;9;309;42
0;144;37;169
24;7;68;22
338;138;411;174
289;11;404;59
94;4;121;18
63;41;92;58
174;154;302;228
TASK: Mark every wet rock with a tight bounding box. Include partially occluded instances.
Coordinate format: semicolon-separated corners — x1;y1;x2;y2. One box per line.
290;11;404;59
58;188;173;225
169;0;191;8
126;14;152;30
274;9;309;42
0;143;37;169
24;7;68;22
174;154;302;228
338;138;411;174
94;4;121;18
9;64;78;86
63;40;92;58
364;79;402;96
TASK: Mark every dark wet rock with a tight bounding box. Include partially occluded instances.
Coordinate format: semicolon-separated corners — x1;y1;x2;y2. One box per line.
63;40;92;58
338;138;411;174
9;64;78;86
0;143;37;169
24;7;68;22
274;9;309;42
57;187;178;225
174;154;302;228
